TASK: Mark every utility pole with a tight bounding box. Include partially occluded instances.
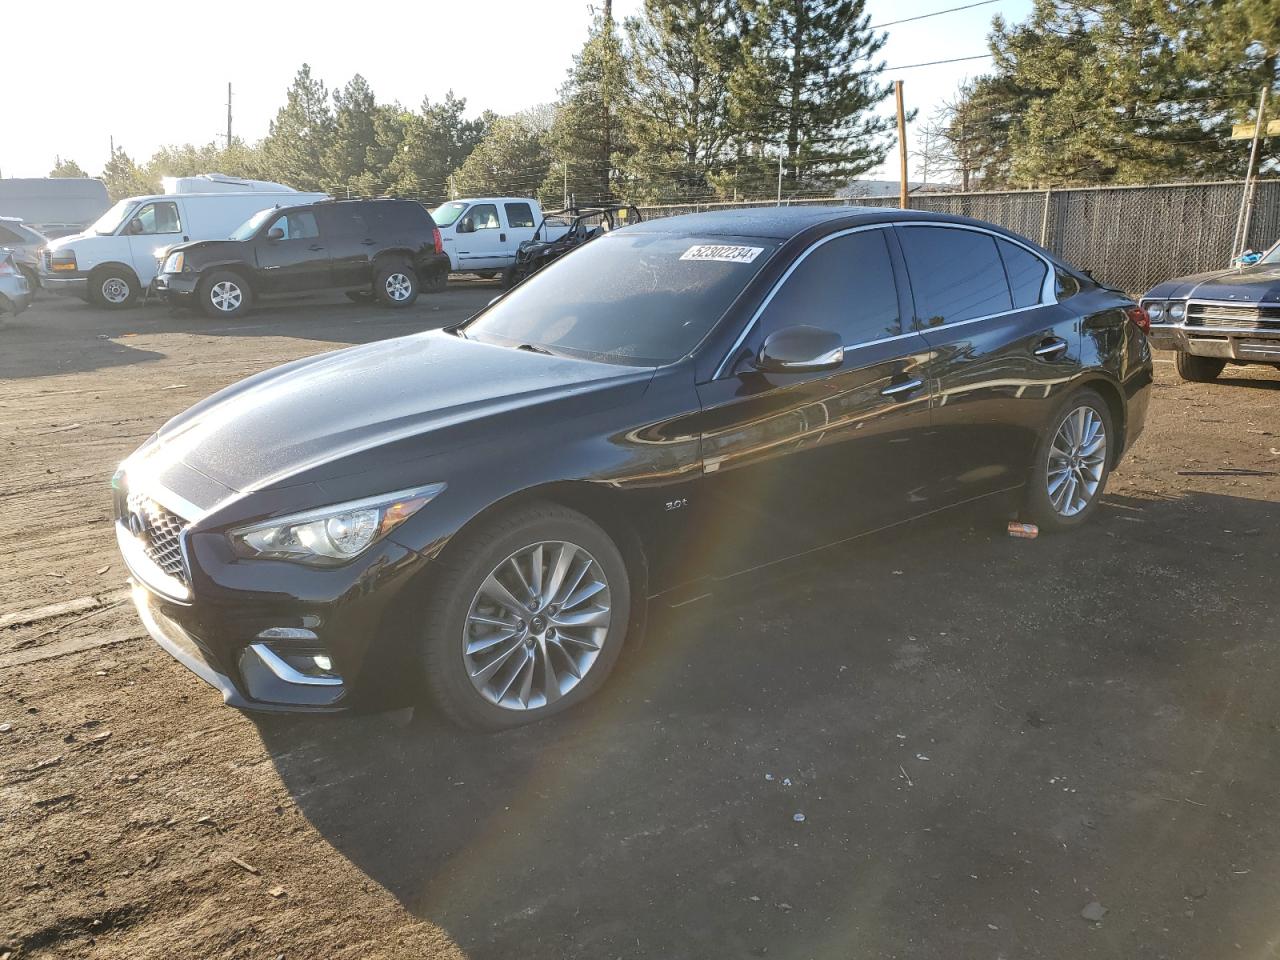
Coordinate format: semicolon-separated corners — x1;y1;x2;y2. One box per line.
226;82;233;148
896;80;909;210
1233;84;1270;259
109;135;115;157
776;153;783;206
563;161;569;209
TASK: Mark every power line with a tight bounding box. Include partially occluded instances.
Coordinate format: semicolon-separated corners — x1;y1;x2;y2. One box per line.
883;53;994;70
870;0;1002;30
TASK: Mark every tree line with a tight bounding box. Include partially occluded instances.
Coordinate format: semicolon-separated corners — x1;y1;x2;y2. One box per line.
48;0;1278;206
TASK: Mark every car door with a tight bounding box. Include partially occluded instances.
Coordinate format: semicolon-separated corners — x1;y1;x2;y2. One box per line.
503;201;538;250
454;203;506;269
317;205;375;288
691;227;934;576
254;209;330;293
123;200;187;284
895;224;1080;506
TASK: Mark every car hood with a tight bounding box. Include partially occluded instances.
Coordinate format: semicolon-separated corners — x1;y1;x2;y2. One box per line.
1145;263;1280;303
132;330;654;500
163;238;245;264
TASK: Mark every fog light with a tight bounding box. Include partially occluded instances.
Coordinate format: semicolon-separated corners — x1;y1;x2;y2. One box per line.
313;654;333;672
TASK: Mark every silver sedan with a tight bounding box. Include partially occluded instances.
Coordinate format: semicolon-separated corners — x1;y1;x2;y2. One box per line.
0;251;33;319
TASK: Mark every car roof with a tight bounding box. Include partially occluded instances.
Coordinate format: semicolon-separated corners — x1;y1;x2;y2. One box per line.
620;204;994;240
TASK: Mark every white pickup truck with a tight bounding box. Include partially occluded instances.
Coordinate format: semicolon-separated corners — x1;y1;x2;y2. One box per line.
431;197;569;275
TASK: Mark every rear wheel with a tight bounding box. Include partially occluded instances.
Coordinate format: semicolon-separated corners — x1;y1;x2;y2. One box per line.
198;270;251;319
88;267;139;309
374;263;419;307
1024;388;1114;531
418;502;631;730
1175;351;1225;382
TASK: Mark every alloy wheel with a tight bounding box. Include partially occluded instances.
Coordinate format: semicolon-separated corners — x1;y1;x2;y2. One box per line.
462;540;612;711
1046;405;1107;517
210;280;242;313
101;277;130;304
385;272;413;301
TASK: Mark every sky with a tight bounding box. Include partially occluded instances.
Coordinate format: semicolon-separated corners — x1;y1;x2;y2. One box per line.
3;0;1032;186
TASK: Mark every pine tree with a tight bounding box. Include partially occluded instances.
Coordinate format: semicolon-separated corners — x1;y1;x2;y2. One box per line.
261;64;335;191
389;92;491;201
100;148;157;201
620;0;739;203
449;109;554;200
729;0;894;194
324;75;403;196
49;158;90;178
542;9;631;206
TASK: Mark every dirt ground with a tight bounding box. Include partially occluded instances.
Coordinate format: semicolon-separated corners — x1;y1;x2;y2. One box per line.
1;289;1278;960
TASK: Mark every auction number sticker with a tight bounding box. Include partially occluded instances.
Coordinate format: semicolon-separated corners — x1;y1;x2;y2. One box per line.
680;244;765;264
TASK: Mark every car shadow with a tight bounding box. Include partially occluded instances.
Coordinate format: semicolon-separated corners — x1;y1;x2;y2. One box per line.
253;489;1280;959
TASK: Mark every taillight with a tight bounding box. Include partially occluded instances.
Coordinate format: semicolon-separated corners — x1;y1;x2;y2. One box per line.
1125;305;1150;334
432;227;443;255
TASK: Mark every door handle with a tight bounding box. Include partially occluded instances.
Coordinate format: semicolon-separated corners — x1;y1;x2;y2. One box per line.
361;239;377;246
309;244;324;251
500;233;507;242
1034;337;1069;360
881;377;924;398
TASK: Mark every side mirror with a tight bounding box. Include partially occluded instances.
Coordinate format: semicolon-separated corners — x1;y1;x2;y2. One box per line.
754;326;844;374
456;219;473;234
126;220;144;235
267;227;285;240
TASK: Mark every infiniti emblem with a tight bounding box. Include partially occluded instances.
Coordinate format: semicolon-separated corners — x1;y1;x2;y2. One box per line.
127;510;148;537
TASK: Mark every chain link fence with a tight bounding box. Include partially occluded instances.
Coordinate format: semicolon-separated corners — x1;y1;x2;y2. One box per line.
636;180;1280;295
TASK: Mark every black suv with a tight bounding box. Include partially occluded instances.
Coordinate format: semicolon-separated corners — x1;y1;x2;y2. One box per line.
156;198;450;318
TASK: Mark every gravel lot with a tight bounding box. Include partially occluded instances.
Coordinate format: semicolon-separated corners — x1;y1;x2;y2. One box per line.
1;289;1278;960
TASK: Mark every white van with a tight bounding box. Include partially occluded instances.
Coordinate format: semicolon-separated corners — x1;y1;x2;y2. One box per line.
431;197;569;274
42;189;327;308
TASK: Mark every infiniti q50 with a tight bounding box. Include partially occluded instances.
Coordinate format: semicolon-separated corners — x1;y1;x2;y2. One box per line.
113;207;1153;728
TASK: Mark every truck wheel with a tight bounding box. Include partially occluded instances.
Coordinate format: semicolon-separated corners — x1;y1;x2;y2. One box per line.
375;263;419;307
1175;351;1225;383
198;271;251;319
89;267;139;309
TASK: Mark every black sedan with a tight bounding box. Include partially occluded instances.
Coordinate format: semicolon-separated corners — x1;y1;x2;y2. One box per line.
1141;240;1280;381
113;207;1152;728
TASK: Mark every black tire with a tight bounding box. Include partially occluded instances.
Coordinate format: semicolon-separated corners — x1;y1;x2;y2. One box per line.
1023;387;1114;532
88;267;139;309
500;265;521;290
374;262;419;307
1175;351;1225;382
197;270;251;319
418;502;632;730
475;270;499;280
345;289;373;303
422;264;448;294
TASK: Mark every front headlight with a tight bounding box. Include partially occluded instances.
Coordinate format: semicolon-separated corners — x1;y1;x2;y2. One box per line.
1167;301;1185;321
1146;301;1165;322
230;483;445;565
162;251;185;274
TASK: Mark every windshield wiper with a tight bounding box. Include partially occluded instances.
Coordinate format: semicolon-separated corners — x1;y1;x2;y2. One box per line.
515;343;554;356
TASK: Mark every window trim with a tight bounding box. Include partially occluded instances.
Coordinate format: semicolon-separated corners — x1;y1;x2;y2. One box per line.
465;203;501;231
713;220;1058;380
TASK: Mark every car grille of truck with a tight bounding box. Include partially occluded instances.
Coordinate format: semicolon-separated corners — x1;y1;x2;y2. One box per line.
42;249;52;270
1185;302;1280;331
125;491;189;584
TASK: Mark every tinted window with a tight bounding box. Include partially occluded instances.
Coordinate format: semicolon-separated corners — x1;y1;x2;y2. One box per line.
898;226;1012;327
319;207;369;240
758;230;900;347
267;210;319;240
365;201;430;234
464;233;779;365
505;202;535;228
1055;268;1081;300
997;238;1048;308
128;201;182;236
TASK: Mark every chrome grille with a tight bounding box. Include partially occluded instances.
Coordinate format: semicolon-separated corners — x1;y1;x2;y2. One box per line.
124;491;188;583
42;249;52;270
1185;302;1280;331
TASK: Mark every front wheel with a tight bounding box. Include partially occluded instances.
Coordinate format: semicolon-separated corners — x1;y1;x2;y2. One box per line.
89;268;139;309
375;263;419;307
1175;351;1225;383
1024;388;1114;531
198;271;251;319
418;503;631;729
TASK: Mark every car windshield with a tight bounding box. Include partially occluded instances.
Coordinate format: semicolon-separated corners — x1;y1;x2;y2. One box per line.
229;208;277;241
431;201;468;227
463;232;779;365
90;199;138;236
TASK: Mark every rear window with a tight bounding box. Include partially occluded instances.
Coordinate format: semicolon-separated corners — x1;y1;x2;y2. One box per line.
463;233;780;365
364;201;433;233
505;202;535;228
997;238;1049;308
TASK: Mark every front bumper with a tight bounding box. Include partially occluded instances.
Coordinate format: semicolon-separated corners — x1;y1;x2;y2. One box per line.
117;504;428;713
42;274;89;299
1147;323;1280;363
154;272;198;301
